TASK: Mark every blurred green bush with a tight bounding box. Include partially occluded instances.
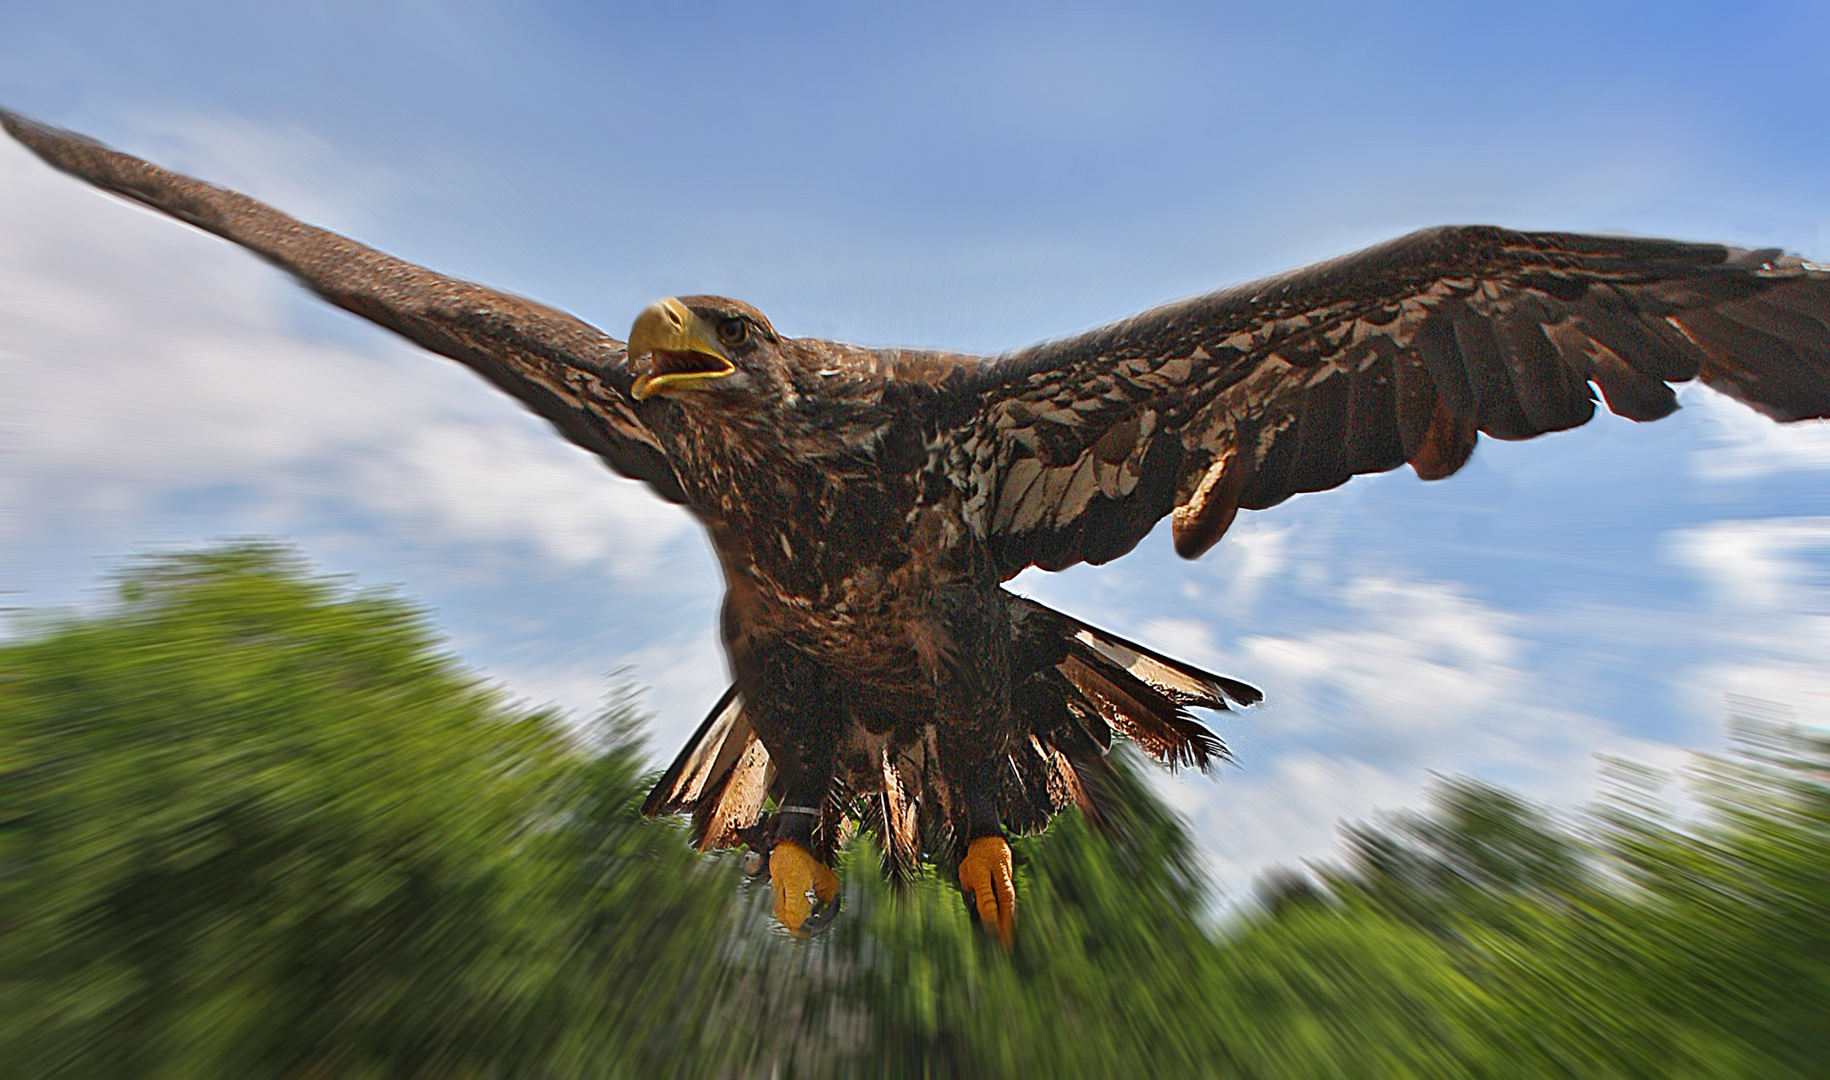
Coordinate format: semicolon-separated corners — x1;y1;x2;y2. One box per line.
2;544;1823;1078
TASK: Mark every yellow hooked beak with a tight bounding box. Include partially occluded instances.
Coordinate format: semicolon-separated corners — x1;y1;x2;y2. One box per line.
627;298;736;400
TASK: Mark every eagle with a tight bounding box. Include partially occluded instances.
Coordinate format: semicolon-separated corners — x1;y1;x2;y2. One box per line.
10;110;1827;950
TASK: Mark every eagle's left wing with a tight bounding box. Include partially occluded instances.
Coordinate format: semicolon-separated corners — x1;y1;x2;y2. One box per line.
940;226;1830;577
3;111;688;504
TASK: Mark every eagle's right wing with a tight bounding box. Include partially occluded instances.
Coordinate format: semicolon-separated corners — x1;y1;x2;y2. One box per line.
3;110;687;504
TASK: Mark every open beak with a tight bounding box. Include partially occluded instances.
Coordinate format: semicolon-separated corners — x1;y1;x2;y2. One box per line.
627;298;736;400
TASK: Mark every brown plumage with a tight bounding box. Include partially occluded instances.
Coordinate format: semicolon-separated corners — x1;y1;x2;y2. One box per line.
11;110;1828;938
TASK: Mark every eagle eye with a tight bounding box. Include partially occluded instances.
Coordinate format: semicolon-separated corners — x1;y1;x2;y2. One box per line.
716;317;749;347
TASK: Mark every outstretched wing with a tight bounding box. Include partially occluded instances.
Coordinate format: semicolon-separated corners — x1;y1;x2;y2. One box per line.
3;110;686;504
943;226;1830;576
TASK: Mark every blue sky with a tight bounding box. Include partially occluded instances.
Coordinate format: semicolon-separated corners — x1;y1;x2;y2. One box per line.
5;2;1827;897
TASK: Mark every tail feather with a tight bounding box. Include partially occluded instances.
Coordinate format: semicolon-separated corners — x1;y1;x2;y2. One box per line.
639;593;1261;862
1052;608;1262;710
1007;594;1256;772
1058;652;1227;769
642;687;774;851
691;740;774;852
643;686;743;816
859;750;921;887
991;593;1260;839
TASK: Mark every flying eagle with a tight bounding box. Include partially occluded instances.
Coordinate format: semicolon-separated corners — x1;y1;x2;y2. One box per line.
10;111;1827;949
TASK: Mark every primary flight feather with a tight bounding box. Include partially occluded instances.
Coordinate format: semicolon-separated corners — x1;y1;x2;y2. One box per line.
9;110;1826;948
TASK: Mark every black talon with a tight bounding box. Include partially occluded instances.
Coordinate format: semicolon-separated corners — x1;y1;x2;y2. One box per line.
801;894;841;935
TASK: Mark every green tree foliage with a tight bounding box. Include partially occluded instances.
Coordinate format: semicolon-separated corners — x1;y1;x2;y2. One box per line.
2;543;1825;1078
1234;753;1830;1079
0;546;736;1078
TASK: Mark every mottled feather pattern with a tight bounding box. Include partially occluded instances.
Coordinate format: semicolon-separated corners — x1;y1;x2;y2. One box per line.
954;227;1830;571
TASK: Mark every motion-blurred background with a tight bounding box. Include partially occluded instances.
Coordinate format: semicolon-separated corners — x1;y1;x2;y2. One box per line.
4;3;1827;1076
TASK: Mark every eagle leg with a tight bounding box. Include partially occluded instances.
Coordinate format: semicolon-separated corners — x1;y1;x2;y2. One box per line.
959;835;1016;951
769;840;839;936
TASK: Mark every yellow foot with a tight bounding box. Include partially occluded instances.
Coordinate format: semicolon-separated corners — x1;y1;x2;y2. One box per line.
959;835;1016;951
770;840;840;936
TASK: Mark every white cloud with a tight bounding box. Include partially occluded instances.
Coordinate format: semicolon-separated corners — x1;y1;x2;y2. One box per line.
1142;515;1830;897
1669;517;1830;732
2;128;693;577
1669;516;1830;611
1686;386;1830;478
1155;753;1417;894
1114;571;1695;898
348;415;688;573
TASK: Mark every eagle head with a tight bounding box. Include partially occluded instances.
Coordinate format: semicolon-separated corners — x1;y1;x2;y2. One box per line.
626;295;782;402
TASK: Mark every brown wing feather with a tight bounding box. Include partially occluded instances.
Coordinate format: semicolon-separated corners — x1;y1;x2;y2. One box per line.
2;110;685;504
949;226;1830;574
995;594;1259;837
641;688;778;851
641;687;751;817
